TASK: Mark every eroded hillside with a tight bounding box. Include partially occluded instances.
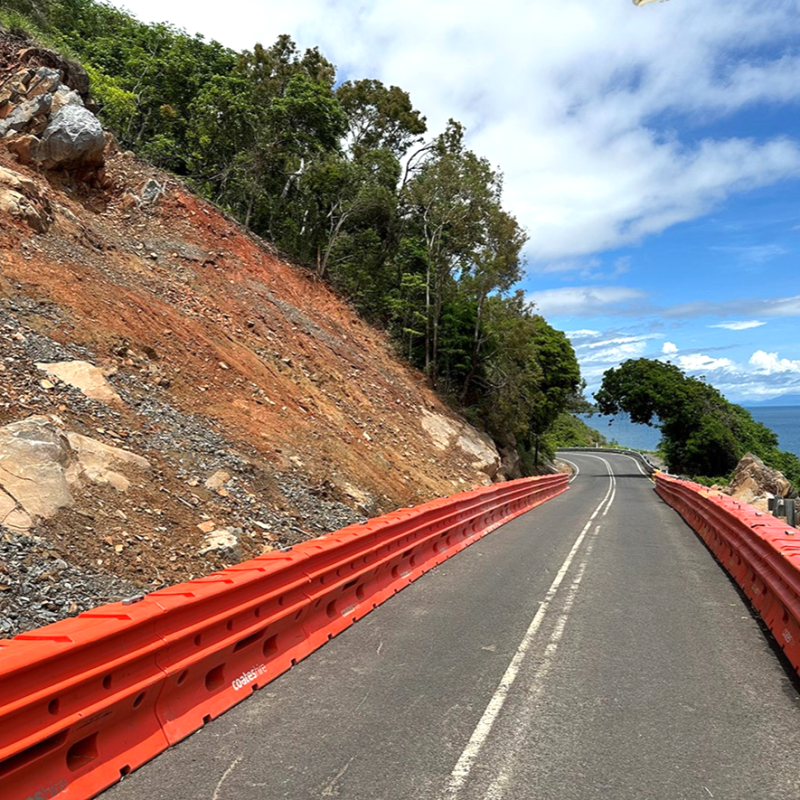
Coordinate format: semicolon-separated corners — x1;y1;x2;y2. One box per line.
0;45;506;634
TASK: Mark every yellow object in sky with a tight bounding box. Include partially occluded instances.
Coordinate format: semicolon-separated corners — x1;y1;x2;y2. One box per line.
633;0;669;5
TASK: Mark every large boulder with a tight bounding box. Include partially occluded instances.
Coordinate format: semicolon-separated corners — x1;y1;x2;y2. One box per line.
0;416;150;532
35;105;105;169
498;445;523;481
0;417;75;521
0;49;105;174
420;409;501;481
727;453;796;505
0;164;51;232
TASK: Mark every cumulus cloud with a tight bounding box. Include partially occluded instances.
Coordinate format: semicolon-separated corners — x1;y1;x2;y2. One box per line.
569;326;800;402
675;354;736;372
710;320;766;330
108;0;800;264
567;329;666;389
749;350;800;374
658;348;800;401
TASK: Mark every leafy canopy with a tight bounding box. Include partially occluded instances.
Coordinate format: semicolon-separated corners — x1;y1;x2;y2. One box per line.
595;358;800;484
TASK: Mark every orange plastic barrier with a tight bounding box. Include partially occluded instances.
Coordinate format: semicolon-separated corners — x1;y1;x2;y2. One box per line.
0;474;567;799
656;473;800;673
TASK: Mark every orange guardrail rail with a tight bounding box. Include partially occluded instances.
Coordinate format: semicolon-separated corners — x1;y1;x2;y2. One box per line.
656;473;800;674
0;473;567;800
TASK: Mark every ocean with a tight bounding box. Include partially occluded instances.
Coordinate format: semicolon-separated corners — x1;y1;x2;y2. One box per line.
579;406;800;460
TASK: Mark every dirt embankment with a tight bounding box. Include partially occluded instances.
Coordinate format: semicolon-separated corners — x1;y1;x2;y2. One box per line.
0;133;506;634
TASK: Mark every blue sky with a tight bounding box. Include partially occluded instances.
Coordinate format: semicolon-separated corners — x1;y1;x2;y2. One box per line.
109;0;800;403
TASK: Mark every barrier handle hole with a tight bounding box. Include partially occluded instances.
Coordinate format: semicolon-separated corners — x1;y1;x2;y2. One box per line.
263;634;278;657
234;630;264;652
66;733;99;772
0;731;67;780
205;665;225;692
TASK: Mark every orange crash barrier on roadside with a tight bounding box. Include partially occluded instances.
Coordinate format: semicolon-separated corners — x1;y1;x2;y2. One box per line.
656;473;800;674
0;473;567;800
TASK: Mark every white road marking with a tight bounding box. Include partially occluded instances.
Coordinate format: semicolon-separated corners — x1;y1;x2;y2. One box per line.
485;524;603;800
560;458;580;483
211;756;243;800
445;457;615;797
618;452;647;475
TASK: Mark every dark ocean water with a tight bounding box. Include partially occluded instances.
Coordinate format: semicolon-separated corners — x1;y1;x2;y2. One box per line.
579;406;800;459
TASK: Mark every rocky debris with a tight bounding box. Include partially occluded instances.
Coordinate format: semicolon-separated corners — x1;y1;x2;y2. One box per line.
65;430;150;491
204;469;232;492
420;409;501;481
723;453;796;510
0;415;150;530
0;86;524;638
0;531;140;637
499;445;523;481
0;162;51;232
36;359;122;404
198;526;241;559
35;104;105;169
139;178;165;205
0;44;105;175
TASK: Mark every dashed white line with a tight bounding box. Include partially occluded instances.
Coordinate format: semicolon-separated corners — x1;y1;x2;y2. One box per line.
445;457;615;797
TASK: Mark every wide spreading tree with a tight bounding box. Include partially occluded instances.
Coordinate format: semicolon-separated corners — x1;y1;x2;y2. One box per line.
595;358;800;483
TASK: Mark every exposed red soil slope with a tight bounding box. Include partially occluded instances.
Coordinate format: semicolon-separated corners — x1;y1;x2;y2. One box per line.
0;145;497;594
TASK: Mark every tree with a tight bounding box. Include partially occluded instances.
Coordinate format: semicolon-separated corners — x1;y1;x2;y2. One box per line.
337;78;426;160
459;204;526;402
404;120;499;384
595;358;799;483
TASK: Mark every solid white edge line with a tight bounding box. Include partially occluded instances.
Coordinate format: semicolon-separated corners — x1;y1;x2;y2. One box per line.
560;458;580;483
445;456;615;797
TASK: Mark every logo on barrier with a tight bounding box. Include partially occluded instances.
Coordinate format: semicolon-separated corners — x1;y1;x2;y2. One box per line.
232;663;268;691
22;779;68;800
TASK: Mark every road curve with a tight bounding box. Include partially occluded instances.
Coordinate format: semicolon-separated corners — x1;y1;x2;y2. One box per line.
104;452;800;799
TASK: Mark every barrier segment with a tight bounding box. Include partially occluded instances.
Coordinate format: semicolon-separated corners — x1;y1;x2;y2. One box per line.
0;601;169;800
655;473;800;674
0;474;567;799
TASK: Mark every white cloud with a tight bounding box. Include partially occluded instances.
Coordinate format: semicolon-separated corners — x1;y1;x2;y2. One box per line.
529;286;648;317
675;354;736;372
572;323;800;401
109;0;800;264
710;320;766;330
565;329;601;338
749;350;800;374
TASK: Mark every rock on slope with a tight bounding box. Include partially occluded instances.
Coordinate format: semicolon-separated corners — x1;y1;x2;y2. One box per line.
0;41;507;635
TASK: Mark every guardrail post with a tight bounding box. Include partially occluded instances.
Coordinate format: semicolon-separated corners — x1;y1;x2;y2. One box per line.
787;499;797;529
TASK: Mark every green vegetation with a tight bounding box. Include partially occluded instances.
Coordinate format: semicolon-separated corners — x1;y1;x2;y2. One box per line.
596;359;800;485
2;0;584;469
548;413;611;450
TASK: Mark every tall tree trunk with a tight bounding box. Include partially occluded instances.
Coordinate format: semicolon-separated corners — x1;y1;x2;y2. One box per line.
460;293;485;403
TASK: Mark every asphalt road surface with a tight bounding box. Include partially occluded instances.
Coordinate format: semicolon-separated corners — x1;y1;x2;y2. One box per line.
104;452;800;799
